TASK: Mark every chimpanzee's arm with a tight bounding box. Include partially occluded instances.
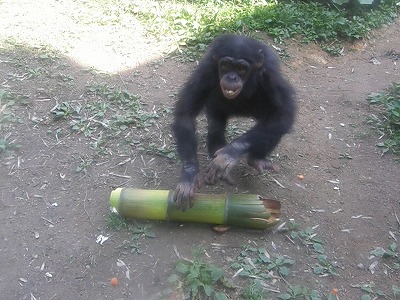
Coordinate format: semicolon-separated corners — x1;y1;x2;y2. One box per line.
206;79;295;185
172;111;200;210
205;121;282;184
172;64;216;210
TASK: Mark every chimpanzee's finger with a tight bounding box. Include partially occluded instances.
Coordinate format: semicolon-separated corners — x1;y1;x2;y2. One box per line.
174;184;190;211
205;162;218;184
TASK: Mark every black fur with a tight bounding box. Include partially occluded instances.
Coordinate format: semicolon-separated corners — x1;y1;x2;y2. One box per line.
172;34;296;210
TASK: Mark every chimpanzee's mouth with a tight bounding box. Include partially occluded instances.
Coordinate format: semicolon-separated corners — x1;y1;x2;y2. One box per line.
222;88;241;99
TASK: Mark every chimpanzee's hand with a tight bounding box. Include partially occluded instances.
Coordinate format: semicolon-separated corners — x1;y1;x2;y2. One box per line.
206;148;238;185
173;170;202;211
247;157;277;174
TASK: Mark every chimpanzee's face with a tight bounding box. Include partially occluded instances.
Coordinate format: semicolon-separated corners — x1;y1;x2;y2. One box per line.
218;56;251;99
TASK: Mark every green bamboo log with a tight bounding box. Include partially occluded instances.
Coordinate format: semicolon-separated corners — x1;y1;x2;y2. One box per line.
109;188;281;230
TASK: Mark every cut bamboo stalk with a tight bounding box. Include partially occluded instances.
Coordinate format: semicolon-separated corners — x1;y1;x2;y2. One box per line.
109;188;281;230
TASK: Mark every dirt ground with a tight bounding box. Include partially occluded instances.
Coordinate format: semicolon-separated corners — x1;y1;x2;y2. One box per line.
0;8;399;300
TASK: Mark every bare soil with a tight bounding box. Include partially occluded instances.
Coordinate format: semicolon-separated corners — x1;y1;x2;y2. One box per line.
1;15;399;300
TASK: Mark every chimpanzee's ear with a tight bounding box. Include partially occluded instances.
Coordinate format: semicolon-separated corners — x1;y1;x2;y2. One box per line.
255;49;264;68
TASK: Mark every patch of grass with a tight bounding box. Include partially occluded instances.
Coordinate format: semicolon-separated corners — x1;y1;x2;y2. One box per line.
48;83;162;156
106;211;131;230
107;212;156;254
0;89;30;108
0;135;20;155
128;0;398;59
231;246;295;279
279;220;338;276
367;82;400;156
139;142;177;160
0;89;30;154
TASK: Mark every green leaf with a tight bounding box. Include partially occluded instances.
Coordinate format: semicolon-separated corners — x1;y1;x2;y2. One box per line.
376;289;386;296
279;266;290;277
215;292;228;300
239;270;251;277
189;267;200;279
145;231;156;238
304;227;314;235
292;286;306;295
230;262;242;270
393;285;400;296
361;294;372;300
167;274;179;283
313;265;326;275
310;290;322;300
203;284;213;296
277;294;291;300
210;267;224;283
331;0;349;4
361;284;374;293
359;0;375;4
259;254;271;263
175;261;189;274
389;242;398;252
327;294;337;300
371;247;386;257
283;258;296;265
313;243;325;254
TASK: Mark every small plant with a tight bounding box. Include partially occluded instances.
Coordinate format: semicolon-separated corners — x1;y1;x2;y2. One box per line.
287;223;325;249
106;212;131;230
367;82;400;155
0;90;29;153
351;281;386;299
140;142;177;160
0;136;20;155
393;285;400;299
108;213;156;254
241;282;269;300
279;220;338;276
75;157;93;174
231;246;295;280
1;89;30;113
51;102;82;119
313;254;338;276
27;67;47;78
338;152;353;159
168;248;230;300
278;285;321;300
370;242;400;270
130;225;156;239
126;226;155;255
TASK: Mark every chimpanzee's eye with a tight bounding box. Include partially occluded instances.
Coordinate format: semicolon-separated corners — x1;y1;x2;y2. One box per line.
219;57;234;72
236;64;249;76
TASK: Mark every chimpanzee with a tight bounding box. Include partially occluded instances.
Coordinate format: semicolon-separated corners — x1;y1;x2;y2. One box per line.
172;34;296;211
